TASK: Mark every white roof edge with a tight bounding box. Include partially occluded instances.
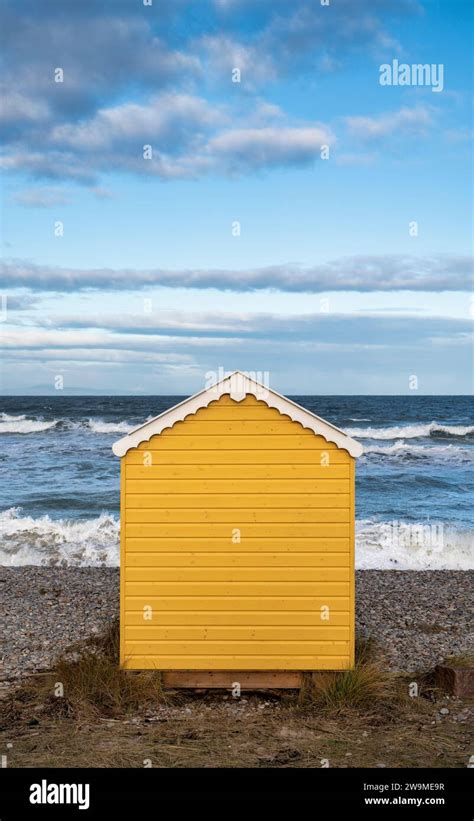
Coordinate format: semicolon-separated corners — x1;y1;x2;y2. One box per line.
112;370;364;458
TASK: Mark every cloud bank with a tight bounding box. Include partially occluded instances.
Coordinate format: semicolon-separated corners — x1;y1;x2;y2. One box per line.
3;254;471;293
0;0;419;184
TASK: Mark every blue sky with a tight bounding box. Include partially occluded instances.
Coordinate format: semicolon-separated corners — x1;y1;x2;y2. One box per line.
0;0;472;394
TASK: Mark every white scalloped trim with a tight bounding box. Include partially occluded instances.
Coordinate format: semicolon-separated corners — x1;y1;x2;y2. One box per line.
112;371;363;457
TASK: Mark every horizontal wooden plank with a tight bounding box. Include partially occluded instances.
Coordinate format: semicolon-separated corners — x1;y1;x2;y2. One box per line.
126;508;352;538
126;464;351;479
125;626;350;641
125;551;350;566
126;494;350;509
123;656;352;671
134;436;347;451
125;524;351;536
162;421;315;435
125;581;350;596
161;671;303;689
186;404;298;419
125;610;350;626
126;449;350;465
125;478;350;494
125;567;350;583
124;640;350;656
126;536;350;566
177;405;289;419
125;596;350;611
171;402;303;417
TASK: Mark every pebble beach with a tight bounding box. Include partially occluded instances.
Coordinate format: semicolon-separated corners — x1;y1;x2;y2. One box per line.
1;567;472;683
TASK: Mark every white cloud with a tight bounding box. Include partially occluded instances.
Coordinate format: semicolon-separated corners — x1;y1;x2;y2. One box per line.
50;94;225;153
201;34;277;86
207;125;334;168
345;106;434;140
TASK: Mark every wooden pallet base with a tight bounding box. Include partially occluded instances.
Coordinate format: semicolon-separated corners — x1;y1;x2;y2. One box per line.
162;670;304;690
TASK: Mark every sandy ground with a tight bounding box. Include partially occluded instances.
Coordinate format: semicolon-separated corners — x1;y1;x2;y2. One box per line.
2;689;473;769
1;567;472;682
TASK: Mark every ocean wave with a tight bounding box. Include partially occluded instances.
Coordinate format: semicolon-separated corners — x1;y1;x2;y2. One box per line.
0;413;58;434
0;413;134;435
346;421;474;440
85;418;134;434
356;519;473;570
0;508;119;567
363;440;474;462
0;508;471;570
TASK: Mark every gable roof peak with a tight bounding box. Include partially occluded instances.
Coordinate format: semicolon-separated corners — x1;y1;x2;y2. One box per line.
112;371;363;458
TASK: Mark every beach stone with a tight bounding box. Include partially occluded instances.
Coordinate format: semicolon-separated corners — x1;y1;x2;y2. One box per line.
435;665;474;698
0;568;473;682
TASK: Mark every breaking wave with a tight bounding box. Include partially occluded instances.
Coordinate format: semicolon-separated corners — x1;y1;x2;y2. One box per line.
0;413;134;435
346;422;474;440
363;440;474;463
0;508;119;566
0;508;471;570
356;519;473;570
85;419;133;434
0;413;58;434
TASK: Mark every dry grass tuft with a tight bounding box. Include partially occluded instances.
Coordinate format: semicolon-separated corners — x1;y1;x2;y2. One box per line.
1;627;470;769
306;636;399;714
38;619;167;720
442;652;474;669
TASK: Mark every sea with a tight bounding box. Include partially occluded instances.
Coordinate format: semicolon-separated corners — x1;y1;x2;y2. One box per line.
0;395;472;570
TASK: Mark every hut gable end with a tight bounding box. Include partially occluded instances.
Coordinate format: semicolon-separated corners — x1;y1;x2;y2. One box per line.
113;371;363;458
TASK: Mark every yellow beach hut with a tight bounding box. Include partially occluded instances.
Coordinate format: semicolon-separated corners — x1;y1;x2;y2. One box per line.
112;371;363;688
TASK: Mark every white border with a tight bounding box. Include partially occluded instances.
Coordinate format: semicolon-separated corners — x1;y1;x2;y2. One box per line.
112;371;363;457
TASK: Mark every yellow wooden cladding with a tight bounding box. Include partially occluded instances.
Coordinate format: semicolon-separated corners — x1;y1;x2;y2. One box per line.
127;494;350;509
120;394;355;671
126;551;350;566
125;611;350;626
125;626;350;641
123;657;352;671
126;479;350;494
134;436;343;450
126;581;349;596
125;596;351;611
126;449;350;464
161;421;321;434
126;465;350;479
125;536;350;550
125;567;350;582
124;641;350;656
126;511;350;524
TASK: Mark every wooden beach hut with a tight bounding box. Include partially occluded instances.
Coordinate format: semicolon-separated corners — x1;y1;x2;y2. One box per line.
112;371;363;688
